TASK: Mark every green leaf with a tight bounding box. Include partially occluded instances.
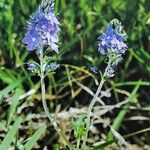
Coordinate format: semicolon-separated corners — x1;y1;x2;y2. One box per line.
0;81;20;104
125;127;150;139
71;115;87;140
0;69;15;84
107;82;141;142
24;125;46;150
114;81;150;87
6;88;23;127
0;117;22;150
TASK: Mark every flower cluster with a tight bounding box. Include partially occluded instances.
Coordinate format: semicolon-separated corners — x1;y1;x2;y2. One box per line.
45;62;59;71
27;58;59;74
97;19;127;77
22;0;59;53
98;19;127;55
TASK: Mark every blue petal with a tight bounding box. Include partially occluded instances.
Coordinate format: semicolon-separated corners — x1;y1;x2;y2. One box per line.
36;16;49;32
105;23;114;36
28;27;40;37
22;35;31;44
27;43;36;51
91;67;99;73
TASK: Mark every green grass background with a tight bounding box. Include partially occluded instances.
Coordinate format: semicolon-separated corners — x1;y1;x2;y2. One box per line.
0;0;150;149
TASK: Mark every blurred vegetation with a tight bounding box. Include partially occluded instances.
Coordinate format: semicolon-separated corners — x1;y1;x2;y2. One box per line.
0;0;150;149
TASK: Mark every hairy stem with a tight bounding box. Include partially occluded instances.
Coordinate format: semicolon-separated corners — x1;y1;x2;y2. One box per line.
82;57;111;148
82;77;105;148
39;48;72;149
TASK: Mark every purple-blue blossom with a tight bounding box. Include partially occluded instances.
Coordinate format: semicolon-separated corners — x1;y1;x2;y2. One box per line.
91;67;99;73
97;19;127;78
98;22;127;55
22;27;40;51
27;62;39;73
27;63;36;71
106;66;115;78
45;62;59;71
22;0;60;53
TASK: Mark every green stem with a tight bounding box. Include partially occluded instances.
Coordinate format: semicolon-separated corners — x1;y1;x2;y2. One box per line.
39;47;72;149
82;77;105;148
82;57;111;148
76;139;80;150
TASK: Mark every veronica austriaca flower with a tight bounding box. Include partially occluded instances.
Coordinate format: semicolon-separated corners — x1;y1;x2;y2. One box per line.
98;19;127;77
22;0;60;53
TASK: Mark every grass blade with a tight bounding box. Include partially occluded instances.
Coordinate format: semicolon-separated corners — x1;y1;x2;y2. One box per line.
24;125;46;150
114;81;150;87
0;117;22;150
107;82;141;141
6;88;23;127
0;81;20;104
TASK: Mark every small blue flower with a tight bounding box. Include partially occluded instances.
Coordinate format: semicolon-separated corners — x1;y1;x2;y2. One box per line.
98;22;127;55
22;0;60;53
91;67;99;73
22;27;40;51
97;19;127;78
106;66;115;77
45;62;59;71
27;63;36;71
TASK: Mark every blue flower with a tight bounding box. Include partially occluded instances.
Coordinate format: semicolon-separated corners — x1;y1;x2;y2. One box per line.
97;19;127;78
22;0;60;53
98;22;127;55
91;67;99;73
45;62;59;71
36;16;51;33
27;63;36;71
22;27;40;51
106;66;115;77
27;62;39;73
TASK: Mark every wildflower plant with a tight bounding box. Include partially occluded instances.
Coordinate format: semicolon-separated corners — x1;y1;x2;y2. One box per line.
22;0;71;148
22;0;127;148
82;19;127;148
